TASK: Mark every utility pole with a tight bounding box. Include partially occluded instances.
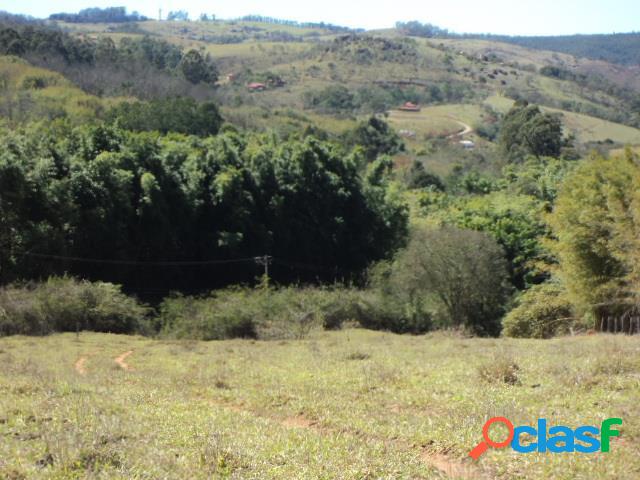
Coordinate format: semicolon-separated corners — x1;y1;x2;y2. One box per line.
255;255;272;287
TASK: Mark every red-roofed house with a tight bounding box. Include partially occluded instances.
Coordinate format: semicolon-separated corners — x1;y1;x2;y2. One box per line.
248;82;267;92
399;102;421;112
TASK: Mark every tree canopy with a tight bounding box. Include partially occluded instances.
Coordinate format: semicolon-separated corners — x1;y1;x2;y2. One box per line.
0;123;408;296
387;226;511;336
500;102;563;160
548;151;640;325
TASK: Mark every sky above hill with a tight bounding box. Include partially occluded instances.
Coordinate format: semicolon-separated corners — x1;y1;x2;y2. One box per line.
9;0;640;36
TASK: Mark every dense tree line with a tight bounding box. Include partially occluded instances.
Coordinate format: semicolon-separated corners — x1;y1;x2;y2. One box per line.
0;122;408;297
106;97;223;136
320;35;418;65
238;15;360;33
49;7;148;23
394;21;451;38
303;82;472;115
548;150;640;325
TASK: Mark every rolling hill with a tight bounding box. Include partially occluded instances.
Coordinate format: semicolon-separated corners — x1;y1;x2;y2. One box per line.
2;13;639;149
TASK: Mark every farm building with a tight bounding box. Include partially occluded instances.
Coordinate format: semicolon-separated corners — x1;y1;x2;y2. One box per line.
248;82;267;92
399;102;421;112
459;140;475;149
398;129;416;139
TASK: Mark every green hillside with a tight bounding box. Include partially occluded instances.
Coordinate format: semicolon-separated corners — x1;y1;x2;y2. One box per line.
1;14;638;146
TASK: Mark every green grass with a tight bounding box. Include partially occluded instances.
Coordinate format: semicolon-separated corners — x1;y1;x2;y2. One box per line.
484;94;640;144
1;330;638;478
387;108;471;140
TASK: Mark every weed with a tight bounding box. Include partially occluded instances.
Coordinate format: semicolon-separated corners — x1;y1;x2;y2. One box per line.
346;351;371;360
477;356;521;385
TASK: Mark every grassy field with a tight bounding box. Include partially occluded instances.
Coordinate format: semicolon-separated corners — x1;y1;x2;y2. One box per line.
1;330;638;479
484;95;640;145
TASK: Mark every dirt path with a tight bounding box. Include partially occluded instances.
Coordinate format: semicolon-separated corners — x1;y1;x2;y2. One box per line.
446;118;474;139
420;450;478;479
74;356;88;375
208;398;485;479
114;351;134;370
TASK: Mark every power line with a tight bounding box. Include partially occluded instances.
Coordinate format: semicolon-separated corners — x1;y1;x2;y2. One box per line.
4;249;336;272
5;250;260;267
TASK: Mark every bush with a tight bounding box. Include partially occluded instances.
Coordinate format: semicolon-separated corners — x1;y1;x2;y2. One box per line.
502;282;574;338
158;291;257;341
353;271;433;334
0;286;47;336
405;161;445;191
158;287;375;341
0;277;147;336
374;226;511;336
22;75;55;89
477;356;521;385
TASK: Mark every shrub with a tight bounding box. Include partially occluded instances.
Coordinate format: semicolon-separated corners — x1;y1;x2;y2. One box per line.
158;291;257;341
0;277;147;336
405;161;445;190
376;226;511;336
21;75;55;89
353;287;433;334
0;285;47;336
477;356;521;385
502;282;574;338
158;287;374;341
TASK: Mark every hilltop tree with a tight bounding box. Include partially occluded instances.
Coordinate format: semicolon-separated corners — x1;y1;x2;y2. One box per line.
167;10;189;21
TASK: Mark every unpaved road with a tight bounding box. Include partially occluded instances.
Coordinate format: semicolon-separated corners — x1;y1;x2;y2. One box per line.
114;350;134;370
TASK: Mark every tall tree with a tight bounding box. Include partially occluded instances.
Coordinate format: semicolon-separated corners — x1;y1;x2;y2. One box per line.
390;226;511;336
548;151;640;325
500;102;563;160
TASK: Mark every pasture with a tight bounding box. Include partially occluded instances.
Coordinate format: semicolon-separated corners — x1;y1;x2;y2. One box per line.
1;330;638;479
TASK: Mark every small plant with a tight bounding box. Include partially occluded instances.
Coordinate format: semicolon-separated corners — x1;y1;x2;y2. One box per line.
477;356;521;385
214;379;230;389
346;352;370;361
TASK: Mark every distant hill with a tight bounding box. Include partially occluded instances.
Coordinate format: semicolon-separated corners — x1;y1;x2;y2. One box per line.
393;21;640;67
1;12;639;137
474;33;640;67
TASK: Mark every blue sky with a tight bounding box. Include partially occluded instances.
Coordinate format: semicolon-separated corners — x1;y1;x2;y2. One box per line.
8;0;640;35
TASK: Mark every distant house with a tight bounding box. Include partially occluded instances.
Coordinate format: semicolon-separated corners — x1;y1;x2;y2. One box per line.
459;140;475;150
399;102;421;112
398;129;416;139
247;82;267;92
